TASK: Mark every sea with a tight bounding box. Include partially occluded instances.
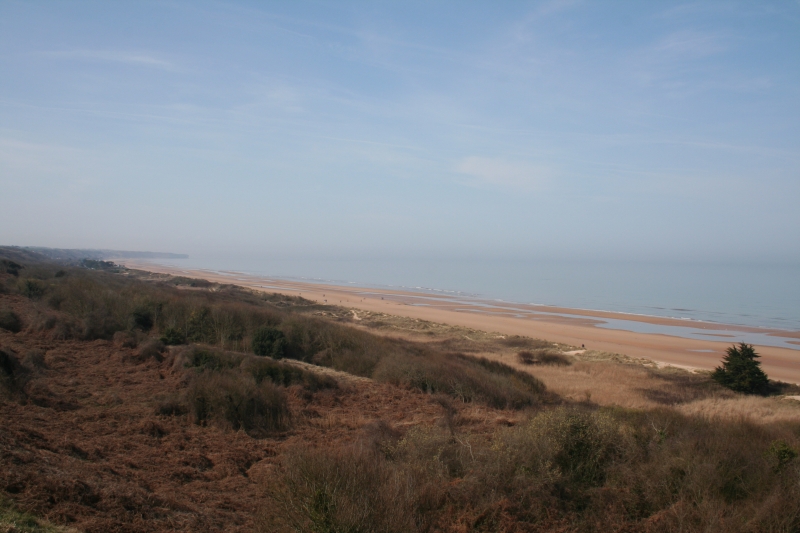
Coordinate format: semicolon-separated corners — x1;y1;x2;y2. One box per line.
143;254;800;335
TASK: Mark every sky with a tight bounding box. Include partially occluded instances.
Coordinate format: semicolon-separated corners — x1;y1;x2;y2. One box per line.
1;1;799;263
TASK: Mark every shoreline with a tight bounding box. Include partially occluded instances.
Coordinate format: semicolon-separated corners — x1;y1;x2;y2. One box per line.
118;259;800;384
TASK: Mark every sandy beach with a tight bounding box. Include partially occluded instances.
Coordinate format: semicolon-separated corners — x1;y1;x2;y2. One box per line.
119;260;800;384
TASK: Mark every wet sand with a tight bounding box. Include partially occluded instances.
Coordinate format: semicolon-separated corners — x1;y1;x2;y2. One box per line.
119;260;800;384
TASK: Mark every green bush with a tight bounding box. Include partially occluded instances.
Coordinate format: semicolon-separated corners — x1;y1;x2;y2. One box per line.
0;309;22;333
765;439;798;473
160;326;186;345
252;326;287;358
712;343;770;394
20;279;45;299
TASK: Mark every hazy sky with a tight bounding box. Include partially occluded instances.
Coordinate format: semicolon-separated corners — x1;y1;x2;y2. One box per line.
1;1;799;262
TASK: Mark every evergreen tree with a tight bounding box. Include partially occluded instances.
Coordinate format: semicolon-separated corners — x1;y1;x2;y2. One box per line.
712;342;769;394
252;326;287;358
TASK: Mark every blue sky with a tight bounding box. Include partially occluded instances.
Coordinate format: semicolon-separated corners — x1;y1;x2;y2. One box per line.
1;1;799;262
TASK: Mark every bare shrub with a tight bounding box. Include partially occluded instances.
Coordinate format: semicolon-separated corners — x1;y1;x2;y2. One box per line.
187;371;290;435
155;397;188;417
112;330;140;349
260;406;800;532
0;348;31;400
137;339;165;361
509;408;620;486
263;446;424;533
357;419;403;454
140;420;167;438
49;316;80;340
46;275;129;339
80;309;125;340
21;349;47;370
518;349;572;366
0;309;21;333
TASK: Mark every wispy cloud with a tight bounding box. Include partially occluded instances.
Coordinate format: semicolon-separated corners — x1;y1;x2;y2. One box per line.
626;29;741;95
457;156;550;191
38;49;176;70
652;30;727;58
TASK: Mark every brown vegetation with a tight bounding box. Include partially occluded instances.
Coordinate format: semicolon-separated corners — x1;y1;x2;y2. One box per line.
2;247;800;532
518;348;572;366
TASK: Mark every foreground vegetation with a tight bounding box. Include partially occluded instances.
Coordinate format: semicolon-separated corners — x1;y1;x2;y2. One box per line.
265;407;800;532
2;247;800;532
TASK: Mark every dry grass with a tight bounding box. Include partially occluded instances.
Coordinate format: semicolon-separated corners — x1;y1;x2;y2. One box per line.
676;396;800;424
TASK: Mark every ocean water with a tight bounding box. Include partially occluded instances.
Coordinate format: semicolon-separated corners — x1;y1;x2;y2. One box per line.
147;255;800;332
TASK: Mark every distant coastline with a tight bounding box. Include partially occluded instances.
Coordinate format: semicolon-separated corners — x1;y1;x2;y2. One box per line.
9;246;188;262
119;258;800;384
122;255;800;333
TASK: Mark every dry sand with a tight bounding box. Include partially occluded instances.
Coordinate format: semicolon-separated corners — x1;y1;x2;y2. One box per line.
119;260;800;384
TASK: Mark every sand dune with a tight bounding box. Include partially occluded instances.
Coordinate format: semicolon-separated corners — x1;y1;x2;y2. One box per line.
119;260;800;384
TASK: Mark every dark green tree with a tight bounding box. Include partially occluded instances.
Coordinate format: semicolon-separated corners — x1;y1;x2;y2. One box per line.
252;326;287;358
712;343;769;395
187;307;212;343
132;306;154;331
1;260;22;277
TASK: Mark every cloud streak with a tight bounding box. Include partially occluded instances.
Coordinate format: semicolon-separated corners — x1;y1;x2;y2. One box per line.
457;157;550;191
38;49;176;70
